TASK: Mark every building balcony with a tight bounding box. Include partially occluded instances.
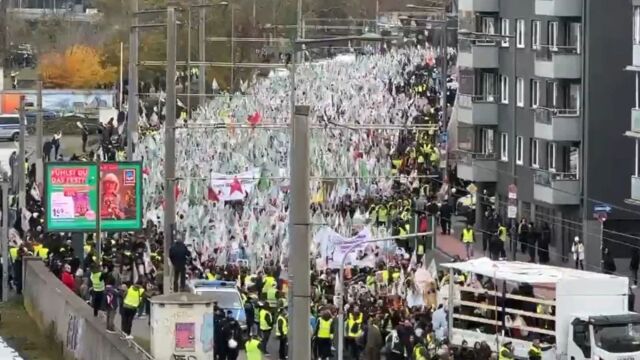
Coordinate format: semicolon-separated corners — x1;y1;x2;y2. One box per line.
632;108;640;132
456;151;498;183
534;46;582;79
533;170;580;205
534;0;582;17
458;38;499;69
459;0;499;12
533;107;581;142
634;44;640;67
457;94;499;126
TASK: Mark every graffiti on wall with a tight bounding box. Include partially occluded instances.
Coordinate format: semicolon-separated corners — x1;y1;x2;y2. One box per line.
66;313;83;352
200;313;214;353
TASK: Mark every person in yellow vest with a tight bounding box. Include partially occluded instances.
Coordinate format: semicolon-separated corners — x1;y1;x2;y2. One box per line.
497;223;509;259
121;281;145;339
204;268;215;280
90;265;105;318
266;283;278;308
275;306;288;360
376;204;388;227
37;245;49;262
460;223;475;260
315;310;334;360
529;338;543;360
413;341;428;360
346;307;364;359
499;341;515;360
261;273;276;298
245;333;263;360
258;303;273;354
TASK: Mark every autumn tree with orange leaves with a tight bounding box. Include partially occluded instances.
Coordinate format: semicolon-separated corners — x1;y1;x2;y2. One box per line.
38;45;117;89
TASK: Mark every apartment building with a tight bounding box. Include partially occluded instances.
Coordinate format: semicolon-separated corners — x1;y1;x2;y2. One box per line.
627;3;640;206
455;0;634;267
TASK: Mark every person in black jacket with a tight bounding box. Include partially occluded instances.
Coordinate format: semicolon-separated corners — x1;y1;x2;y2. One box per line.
439;202;452;235
603;248;617;275
169;238;190;292
631;249;639;286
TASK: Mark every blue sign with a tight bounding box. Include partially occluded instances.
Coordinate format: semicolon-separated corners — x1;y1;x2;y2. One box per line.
594;204;612;213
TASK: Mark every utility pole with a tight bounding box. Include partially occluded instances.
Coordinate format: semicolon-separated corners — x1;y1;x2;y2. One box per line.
289;104;311;360
230;5;235;92
36;81;43;186
1;181;8;302
18;98;25;209
440;16;449;190
198;0;206;107
186;7;192;118
164;2;178;295
127;0;139;160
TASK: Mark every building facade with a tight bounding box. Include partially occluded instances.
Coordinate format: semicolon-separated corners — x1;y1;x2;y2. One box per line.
626;1;640;206
455;0;635;268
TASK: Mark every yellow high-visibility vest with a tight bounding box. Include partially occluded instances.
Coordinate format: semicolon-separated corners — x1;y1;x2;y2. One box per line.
462;229;474;243
347;313;363;338
499;346;514;360
124;287;144;308
262;276;276;293
91;272;104;292
38;247;49;260
317;318;333;339
206;273;215;280
499;226;508;242
275;315;288;337
266;287;278;307
259;309;272;331
9;247;18;261
245;338;262;360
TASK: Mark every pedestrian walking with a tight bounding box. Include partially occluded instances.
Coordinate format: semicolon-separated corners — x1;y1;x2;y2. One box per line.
276;307;288;360
571;236;585;270
169;238;190;292
104;277;119;333
90;264;105;317
121;281;145;339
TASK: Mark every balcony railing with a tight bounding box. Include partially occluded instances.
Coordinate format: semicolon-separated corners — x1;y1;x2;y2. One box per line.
534;107;580;124
534;170;578;186
457;150;497;165
459;37;498;53
632;108;640;132
458;93;496;109
535;45;580;61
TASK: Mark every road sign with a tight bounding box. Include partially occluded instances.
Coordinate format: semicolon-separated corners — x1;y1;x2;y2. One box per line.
593;212;608;223
466;183;477;194
508;184;517;199
507;205;517;219
593;204;612;213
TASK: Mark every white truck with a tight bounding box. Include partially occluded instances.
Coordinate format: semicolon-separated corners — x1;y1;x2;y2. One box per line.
441;257;640;360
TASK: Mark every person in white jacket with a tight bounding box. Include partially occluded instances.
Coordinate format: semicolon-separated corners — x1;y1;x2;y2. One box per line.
571;236;585;270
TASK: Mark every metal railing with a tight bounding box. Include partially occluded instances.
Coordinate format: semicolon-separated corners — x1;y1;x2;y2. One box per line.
534;107;580;124
535;44;580;61
458;93;497;108
459;36;498;53
457;150;498;165
534;169;579;186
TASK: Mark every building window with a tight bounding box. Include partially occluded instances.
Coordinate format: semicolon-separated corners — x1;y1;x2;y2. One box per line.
516;77;524;107
548;21;558;49
482;17;496;34
516;136;524;165
500;133;508;161
500;75;509;104
516;19;525;48
501;18;510;47
635;7;640;45
547;142;556;171
531;20;541;49
531;139;539;168
530;79;540;108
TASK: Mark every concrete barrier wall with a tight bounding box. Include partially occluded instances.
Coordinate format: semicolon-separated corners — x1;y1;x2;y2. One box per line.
22;257;152;360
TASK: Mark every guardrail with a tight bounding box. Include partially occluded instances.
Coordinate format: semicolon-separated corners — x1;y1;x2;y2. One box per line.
457;150;497;165
534;107;579;124
535;44;580;61
459;36;498;53
534;169;578;186
458;93;496;108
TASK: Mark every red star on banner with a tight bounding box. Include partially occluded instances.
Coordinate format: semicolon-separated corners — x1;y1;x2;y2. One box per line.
229;177;243;195
207;186;221;202
247;112;262;127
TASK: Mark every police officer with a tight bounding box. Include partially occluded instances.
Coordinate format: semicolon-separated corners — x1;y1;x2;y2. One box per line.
258;302;273;354
275;306;288;360
499;341;515;360
346;306;363;359
529;338;543;360
315;310;334;360
121;281;145;339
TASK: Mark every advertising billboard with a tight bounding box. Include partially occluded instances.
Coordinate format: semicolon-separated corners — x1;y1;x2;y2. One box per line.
44;162;99;232
99;162;143;231
44;161;143;232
